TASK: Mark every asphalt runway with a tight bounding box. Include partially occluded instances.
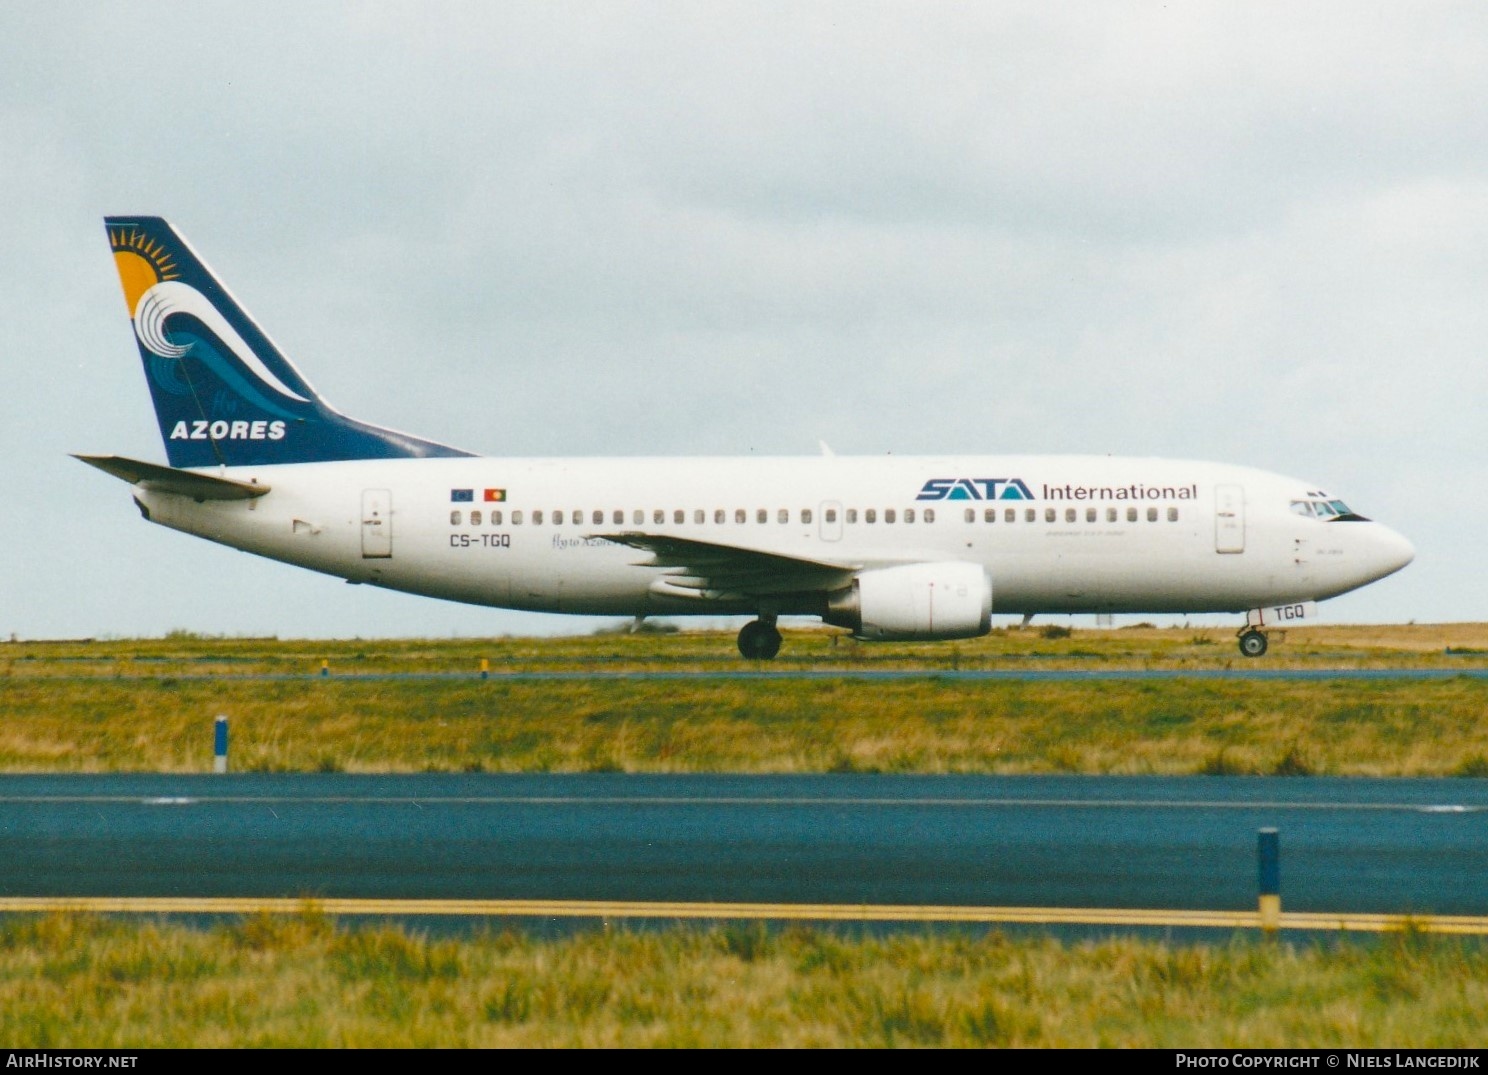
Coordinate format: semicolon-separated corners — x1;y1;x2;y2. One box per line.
2;773;1487;935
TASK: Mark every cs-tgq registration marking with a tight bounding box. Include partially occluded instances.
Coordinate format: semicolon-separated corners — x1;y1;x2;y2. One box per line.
449;534;511;549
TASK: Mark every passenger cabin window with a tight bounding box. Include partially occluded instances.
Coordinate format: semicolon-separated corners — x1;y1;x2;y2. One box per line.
924;508;935;523
1167;507;1178;522
533;510;544;525
905;508;915;523
694;509;705;525
964;508;975;523
846;509;858;524
803;508;813;524
1025;508;1036;523
1106;507;1117;523
735;509;746;524
865;508;877;524
674;510;685;525
596;510;607;525
1126;507;1137;523
633;510;643;525
778;509;788;524
825;508;837;523
1065;508;1076;523
512;511;523;525
1006;508;1016;523
450;510;462;525
492;510;503;525
1044;508;1056;523
757;509;768;524
553;510;564;525
984;507;996;523
470;510;481;525
1085;508;1096;523
653;509;664;525
885;508;896;523
1147;507;1158;522
715;509;725;524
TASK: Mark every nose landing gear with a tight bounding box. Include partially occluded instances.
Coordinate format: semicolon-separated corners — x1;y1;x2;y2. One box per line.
1237;628;1268;658
737;617;782;660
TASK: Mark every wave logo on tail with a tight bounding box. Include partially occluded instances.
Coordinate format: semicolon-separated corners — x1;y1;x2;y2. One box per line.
136;283;309;404
109;223;309;417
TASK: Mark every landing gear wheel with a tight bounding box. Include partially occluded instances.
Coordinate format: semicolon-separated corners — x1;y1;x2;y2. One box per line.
1238;630;1268;658
737;620;782;660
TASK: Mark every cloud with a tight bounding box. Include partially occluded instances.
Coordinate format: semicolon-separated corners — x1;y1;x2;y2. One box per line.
2;2;1481;638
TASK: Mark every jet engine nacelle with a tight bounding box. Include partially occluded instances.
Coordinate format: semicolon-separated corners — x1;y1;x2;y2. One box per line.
824;561;992;641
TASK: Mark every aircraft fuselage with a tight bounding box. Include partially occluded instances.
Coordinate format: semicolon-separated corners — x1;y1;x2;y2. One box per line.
136;453;1414;620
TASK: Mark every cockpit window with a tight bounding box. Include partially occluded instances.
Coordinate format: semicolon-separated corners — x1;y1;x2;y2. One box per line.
1289;497;1370;522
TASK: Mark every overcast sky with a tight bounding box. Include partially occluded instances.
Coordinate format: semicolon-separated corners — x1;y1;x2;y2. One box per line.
2;2;1483;642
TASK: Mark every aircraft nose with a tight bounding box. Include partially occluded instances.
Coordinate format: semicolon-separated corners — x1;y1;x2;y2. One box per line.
1367;525;1415;581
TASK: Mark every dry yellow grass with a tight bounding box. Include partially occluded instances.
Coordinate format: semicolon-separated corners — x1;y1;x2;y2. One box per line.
4;626;1488;774
3;912;1487;1048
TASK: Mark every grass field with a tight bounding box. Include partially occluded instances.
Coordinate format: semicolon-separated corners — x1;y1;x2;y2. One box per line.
6;912;1488;1048
5;623;1488;775
6;624;1488;1048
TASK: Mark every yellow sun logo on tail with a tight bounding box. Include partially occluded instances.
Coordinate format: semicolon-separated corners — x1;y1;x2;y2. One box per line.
109;225;180;317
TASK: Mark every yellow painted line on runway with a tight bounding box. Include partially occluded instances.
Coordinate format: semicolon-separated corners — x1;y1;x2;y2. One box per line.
2;897;1488;933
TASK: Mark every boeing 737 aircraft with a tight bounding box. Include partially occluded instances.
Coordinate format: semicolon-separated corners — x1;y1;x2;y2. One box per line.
77;217;1415;659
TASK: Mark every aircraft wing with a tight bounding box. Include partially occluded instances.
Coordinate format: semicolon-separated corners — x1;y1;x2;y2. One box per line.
595;531;858;599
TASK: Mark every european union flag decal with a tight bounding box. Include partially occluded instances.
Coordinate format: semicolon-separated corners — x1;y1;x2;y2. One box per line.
450;489;474;502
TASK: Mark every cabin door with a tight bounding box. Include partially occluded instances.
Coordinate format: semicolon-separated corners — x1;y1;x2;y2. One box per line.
361;489;393;558
1214;484;1245;554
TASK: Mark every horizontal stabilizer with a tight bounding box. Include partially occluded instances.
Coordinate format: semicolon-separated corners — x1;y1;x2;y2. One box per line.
72;454;270;501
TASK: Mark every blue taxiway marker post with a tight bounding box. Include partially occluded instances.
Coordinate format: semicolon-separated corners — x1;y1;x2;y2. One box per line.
1258;827;1280;932
213;716;229;774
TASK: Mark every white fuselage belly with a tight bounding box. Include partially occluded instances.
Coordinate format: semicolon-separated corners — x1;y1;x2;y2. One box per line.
135;454;1406;618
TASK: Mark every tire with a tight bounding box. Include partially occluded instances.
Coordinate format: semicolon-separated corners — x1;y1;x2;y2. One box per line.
737;621;782;660
1238;630;1268;658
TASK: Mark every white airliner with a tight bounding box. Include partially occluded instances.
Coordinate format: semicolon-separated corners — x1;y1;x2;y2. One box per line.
78;216;1415;659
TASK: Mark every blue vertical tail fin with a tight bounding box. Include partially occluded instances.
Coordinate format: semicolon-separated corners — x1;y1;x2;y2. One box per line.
105;216;473;468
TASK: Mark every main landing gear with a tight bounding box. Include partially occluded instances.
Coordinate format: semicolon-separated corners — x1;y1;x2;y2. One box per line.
737;617;782;660
1237;628;1268;658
